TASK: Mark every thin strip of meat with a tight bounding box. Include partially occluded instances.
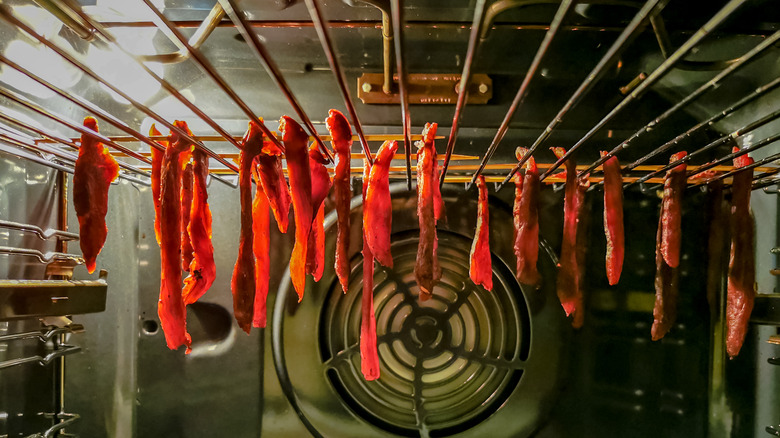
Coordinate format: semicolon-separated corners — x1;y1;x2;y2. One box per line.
651;152;687;341
73;117;119;274
252;167;271;328
601;151;624;286
365;140;398;268
182;147;216;306
231;121;263;333
430;123;444;222
149;124;164;245
361;158;380;380
281;116;313;301
514;147;541;286
180;161;194;271
306;145;332;281
327;109;353;294
551;147;588;328
255;138;290;233
693;167;726;311
469;175;493;290
726;148;756;358
158;120;193;352
660;152;687;268
573;174;591;329
415;124;439;300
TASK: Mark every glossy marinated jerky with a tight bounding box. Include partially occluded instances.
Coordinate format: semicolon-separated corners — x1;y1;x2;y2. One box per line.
306;145;332;281
255;139;290;234
231;121;263;333
415;124;440;300
73;117;119;274
551;147;588;328
726;149;756;358
361;158;380;380
158;120;193;352
182;148;216;306
252;170;271;328
601;151;624;286
327;109;353;294
281;116;313;301
651;152;687;341
149;124;164;245
180;161;194;271
365;140;398;268
513;147;540;286
469;176;493;290
660;152;687;268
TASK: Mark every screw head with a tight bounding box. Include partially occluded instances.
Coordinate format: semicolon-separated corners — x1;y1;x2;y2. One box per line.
478;83;489;94
361;82;372;93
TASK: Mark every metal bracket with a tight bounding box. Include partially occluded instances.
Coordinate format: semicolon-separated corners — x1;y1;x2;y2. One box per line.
358;73;492;104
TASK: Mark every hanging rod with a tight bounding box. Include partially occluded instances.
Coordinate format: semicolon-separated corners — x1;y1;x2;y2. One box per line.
473;0;664;190
585;29;780;177
0;343;81;370
305;0;374;165
0;5;241;174
0;220;79;242
490;0;749;191
34;134;444;144
0;324;84;344
0;139;75;176
0;246;84;265
625;109;780;188
464;0;575;191
23;412;80;438
701;151;780;186
390;0;413;189
218;0;333;163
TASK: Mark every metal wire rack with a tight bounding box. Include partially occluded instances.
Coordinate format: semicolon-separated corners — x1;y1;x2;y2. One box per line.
0;0;776;192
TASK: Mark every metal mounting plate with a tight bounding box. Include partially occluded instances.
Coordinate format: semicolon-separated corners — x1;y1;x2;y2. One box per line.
357;73;492;104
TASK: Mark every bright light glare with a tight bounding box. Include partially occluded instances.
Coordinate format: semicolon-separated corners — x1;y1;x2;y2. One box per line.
86;40;163;105
11;5;61;39
0;40;81;99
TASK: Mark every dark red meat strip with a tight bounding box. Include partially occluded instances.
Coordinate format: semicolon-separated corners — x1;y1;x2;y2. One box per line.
469;175;493;290
365;140;398;268
361;159;380;380
327;109;353;294
513;147;541;286
601;151;624;286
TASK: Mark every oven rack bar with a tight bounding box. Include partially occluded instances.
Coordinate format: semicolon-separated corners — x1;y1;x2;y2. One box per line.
464;0;665;189
24;412;80;438
0;246;84;265
0;220;79;242
0;6;242;177
34;134;444;145
390;0;413;189
0;324;84;345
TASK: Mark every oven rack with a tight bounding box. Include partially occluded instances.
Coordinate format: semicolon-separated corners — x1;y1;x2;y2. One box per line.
0;323;84;370
0;0;776;194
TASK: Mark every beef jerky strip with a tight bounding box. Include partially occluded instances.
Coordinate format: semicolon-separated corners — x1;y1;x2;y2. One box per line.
601;151;625;286
251;166;271;328
255;139;290;234
551;147;589;328
692;166;726;312
361;158;380;380
660;152;687;268
231;121;264;333
415;124;439;300
281;116;313;301
514;147;541;286
365;140;398;268
726;148;756;358
73;117;119;274
180;161;194;271
157;120;193;351
651;152;687;340
469;175;493;290
182;147;216;306
306;145;332;281
149;124;165;245
429;124;443;285
326;109;353;294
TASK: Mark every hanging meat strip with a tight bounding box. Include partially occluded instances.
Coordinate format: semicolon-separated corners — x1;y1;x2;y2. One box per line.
306;145;332;282
255;138;290;233
601;151;624;286
661;152;687;268
726;149;756;358
651;152;687;341
281;116;313;301
73;117;119;274
692;167;726;311
430;125;443;286
415;124;440;300
182;147;216;306
180;161;194;271
327;109;353;294
469;175;493;290
551;147;589;328
361;158;380;380
149;124;165;245
158;120;193;352
252;166;271;328
365;140;398;268
231;121;264;333
513;147;541;286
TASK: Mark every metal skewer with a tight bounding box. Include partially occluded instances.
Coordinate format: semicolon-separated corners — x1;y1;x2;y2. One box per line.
390;0;413;189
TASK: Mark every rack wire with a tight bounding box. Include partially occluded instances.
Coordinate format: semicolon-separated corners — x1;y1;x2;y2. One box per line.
0;0;776;192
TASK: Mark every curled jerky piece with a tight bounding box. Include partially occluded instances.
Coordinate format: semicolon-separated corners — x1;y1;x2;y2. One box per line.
469;175;492;290
601;151;624;286
365;140;398;268
513;147;540;286
327;109;353;294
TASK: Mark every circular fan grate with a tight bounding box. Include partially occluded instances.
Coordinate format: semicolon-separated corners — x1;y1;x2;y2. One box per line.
319;230;530;437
